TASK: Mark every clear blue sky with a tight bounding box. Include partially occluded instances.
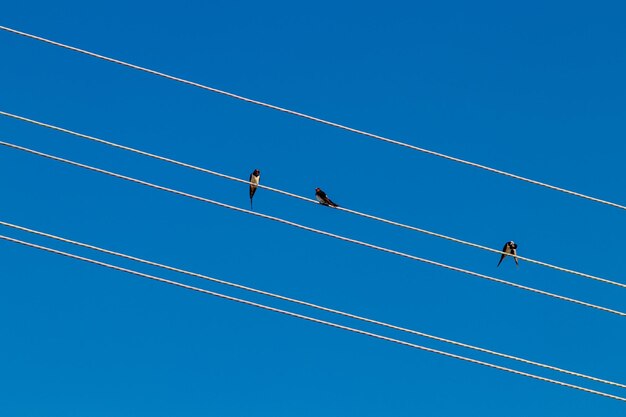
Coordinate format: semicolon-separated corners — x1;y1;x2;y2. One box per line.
1;1;625;415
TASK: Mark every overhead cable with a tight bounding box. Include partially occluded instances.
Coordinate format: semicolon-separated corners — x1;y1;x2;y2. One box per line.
1;140;624;317
1;218;624;390
1;110;622;290
0;25;623;211
0;233;625;403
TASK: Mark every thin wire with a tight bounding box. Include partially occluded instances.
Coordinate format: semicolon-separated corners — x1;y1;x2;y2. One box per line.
1;25;623;211
2;110;623;291
2;218;624;390
2;140;624;318
1;234;625;403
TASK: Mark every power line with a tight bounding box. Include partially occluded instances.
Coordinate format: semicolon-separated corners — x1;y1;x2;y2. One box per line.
1;109;622;290
1;233;624;403
1;25;623;211
2;218;624;390
1;140;624;317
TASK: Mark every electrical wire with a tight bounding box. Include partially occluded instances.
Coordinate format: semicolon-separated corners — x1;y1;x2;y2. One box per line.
2;218;624;390
1;232;625;403
0;25;623;211
1;140;624;317
1;109;622;290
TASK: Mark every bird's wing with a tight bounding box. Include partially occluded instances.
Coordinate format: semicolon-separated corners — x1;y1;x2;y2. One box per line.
317;191;330;205
497;243;510;266
249;178;257;199
497;253;506;267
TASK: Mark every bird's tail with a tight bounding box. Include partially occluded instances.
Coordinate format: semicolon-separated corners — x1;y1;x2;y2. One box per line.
250;197;253;211
497;255;505;267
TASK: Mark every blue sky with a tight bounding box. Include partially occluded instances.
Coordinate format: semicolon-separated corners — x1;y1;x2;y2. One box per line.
1;1;625;415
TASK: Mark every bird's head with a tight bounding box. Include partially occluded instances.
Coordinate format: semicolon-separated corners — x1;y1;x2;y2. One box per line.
253;169;260;176
315;187;321;192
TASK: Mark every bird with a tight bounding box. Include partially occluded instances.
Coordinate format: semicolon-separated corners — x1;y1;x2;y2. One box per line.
497;241;518;267
315;187;339;208
249;169;260;210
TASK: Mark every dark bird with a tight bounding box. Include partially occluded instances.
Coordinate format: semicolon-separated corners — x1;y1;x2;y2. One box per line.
315;187;339;208
497;241;519;267
249;169;260;209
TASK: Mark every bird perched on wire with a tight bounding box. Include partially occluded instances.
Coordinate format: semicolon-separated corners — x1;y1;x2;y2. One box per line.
249;169;260;210
497;241;518;267
315;187;339;208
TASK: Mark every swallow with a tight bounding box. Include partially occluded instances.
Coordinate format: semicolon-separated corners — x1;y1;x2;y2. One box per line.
315;187;339;208
249;169;260;210
497;241;519;267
